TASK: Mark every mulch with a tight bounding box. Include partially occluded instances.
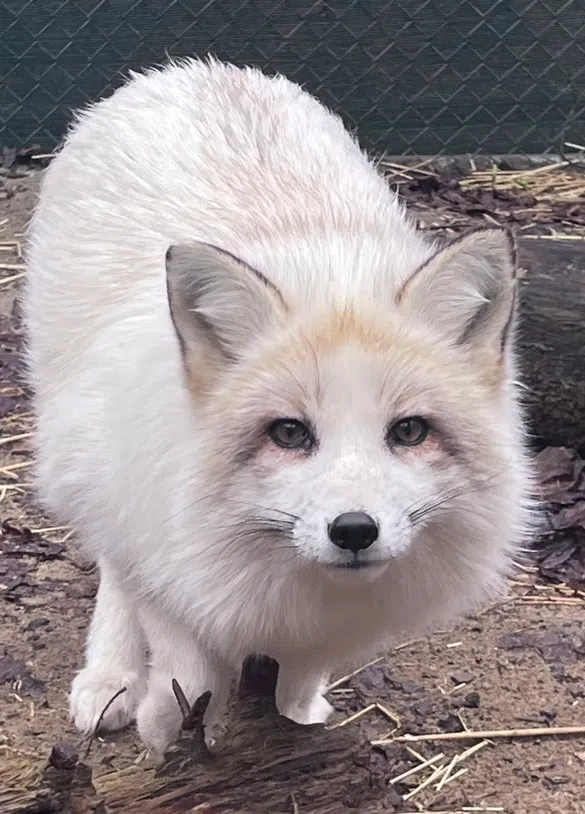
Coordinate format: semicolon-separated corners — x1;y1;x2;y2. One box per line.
382;157;585;234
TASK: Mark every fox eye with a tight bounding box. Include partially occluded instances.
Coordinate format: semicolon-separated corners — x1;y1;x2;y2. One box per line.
387;416;429;447
268;419;314;451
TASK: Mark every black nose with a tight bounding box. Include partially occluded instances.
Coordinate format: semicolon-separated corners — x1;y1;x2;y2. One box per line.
328;512;379;554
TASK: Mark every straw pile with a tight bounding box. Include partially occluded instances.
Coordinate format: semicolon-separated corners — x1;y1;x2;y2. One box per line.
458;161;585;205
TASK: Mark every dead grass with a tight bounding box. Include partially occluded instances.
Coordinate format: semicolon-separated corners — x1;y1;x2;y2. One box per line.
459;161;585;202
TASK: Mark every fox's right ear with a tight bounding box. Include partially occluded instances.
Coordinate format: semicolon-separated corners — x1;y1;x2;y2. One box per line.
166;242;288;368
395;229;517;357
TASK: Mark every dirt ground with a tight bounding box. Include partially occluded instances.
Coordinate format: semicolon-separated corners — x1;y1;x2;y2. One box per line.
1;172;585;814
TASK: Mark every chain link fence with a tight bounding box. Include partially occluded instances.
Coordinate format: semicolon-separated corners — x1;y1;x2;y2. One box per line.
2;0;585;155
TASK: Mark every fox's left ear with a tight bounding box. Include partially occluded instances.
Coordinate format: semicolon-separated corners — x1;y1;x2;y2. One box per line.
396;229;517;354
166;241;287;363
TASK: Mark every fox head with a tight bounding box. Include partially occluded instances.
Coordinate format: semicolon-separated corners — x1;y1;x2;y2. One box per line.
166;229;531;608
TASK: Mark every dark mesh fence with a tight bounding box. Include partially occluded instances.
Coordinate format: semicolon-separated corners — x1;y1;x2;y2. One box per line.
2;0;585;154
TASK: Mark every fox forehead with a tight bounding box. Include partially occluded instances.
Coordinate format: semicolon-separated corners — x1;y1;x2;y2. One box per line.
202;307;396;414
205;305;490;428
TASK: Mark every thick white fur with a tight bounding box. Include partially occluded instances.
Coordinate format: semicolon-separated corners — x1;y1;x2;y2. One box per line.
23;57;533;760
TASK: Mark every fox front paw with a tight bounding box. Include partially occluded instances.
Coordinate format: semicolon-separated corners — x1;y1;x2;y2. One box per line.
70;667;146;734
279;692;334;725
136;689;184;764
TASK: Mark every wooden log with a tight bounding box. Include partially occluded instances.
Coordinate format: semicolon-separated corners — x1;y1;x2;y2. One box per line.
0;657;398;814
517;237;585;454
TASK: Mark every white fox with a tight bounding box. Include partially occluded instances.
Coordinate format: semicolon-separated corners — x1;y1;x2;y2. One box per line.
23;57;533;760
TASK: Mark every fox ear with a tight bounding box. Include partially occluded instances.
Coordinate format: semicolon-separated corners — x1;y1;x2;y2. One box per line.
396;229;517;354
166;242;287;364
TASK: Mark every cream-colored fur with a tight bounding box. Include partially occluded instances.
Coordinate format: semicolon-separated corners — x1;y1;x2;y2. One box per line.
22;57;534;761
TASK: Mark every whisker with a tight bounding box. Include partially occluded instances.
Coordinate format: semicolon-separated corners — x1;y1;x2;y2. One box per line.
229;500;301;522
409;507;456;528
407;487;466;524
406;467;518;526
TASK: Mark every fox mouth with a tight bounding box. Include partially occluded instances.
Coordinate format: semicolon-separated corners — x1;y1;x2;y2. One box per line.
332;557;384;571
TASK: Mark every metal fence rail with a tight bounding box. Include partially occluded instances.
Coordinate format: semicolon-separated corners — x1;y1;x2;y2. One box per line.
2;0;585;154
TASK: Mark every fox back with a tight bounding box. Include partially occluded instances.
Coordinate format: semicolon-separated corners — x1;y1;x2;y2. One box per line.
23;57;533;672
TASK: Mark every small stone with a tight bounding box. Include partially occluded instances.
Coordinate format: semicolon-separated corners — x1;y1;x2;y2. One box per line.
26;618;50;631
384;786;403;809
450;671;474;685
399;680;421;695
49;741;78;770
19;674;47;697
462;692;481;708
437;713;465;733
549;662;565;681
0;655;26;683
412;699;435;717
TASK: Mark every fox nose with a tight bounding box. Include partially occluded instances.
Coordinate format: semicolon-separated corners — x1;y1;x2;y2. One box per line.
328;512;379;554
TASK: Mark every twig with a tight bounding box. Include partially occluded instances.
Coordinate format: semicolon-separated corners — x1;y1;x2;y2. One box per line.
517;596;584;606
411;810;503;813
0;272;25;286
435;752;459;791
389;752;445;784
394;637;424;652
0;432;32;446
327;702;376;728
84;687;127;758
376;702;401;728
405;745;429;762
29;525;71;534
171;677;191;720
403;761;449;801
325;656;383;692
523;234;585;240
565;141;585;152
171;679;212;731
441;766;468;786
373;723;585;745
171;678;212;761
325;638;423;692
0;461;33;479
437;740;490;791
